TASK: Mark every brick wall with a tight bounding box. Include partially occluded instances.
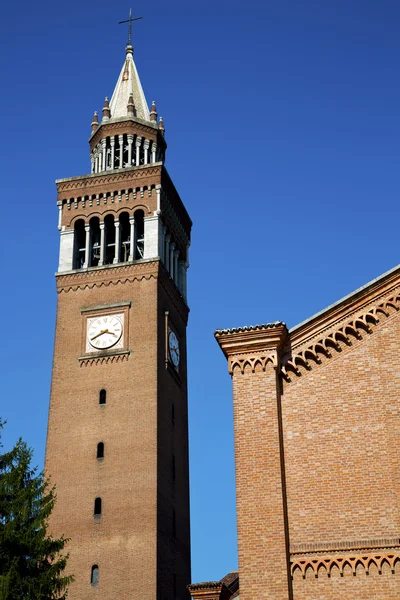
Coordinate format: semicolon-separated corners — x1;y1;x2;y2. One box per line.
46;261;190;600
216;271;400;600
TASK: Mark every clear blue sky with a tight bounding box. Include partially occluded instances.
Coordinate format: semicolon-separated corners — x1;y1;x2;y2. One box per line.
1;0;400;584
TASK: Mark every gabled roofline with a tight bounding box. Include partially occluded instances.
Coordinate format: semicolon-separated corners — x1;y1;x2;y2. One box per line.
289;263;400;348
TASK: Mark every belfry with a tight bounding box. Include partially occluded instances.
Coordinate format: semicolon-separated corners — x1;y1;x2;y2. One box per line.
45;23;192;600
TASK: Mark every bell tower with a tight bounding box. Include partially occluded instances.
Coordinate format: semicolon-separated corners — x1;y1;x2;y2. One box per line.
45;31;191;600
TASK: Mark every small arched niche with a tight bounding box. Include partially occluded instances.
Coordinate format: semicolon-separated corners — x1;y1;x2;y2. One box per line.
91;565;99;585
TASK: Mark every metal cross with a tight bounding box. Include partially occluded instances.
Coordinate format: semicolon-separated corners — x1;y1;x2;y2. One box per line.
118;8;143;46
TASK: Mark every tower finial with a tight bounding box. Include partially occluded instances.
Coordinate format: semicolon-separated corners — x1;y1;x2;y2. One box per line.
158;116;165;136
150;101;158;123
118;9;143;50
91;111;99;134
102;97;110;122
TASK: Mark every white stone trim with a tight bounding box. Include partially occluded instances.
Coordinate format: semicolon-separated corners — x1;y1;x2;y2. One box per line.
58;229;74;272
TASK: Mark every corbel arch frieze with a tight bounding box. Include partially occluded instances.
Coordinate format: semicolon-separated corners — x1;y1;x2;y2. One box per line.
282;292;400;382
57;273;156;294
79;353;129;367
229;350;279;375
291;551;400;579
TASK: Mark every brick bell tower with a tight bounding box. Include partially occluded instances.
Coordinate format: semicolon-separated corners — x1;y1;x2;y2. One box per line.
45;29;192;600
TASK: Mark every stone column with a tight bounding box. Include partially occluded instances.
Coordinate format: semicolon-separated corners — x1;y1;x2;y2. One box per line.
57;200;63;231
110;136;115;170
127;134;133;167
119;135;124;168
94;149;98;173
96;144;101;172
152;143;157;164
129;217;135;261
101;139;107;171
90;153;95;173
136;136;142;166
99;222;105;266
169;242;175;279
155;184;161;214
83;224;90;268
165;234;170;271
143;139;150;165
113;221;120;264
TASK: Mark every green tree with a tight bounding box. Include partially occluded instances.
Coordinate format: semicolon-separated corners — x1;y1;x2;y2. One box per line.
0;420;73;599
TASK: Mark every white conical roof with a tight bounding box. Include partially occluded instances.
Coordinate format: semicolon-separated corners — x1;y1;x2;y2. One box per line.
109;45;150;122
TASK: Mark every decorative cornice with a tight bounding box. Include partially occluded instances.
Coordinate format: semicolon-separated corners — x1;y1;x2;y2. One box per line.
56;164;162;193
291;537;400;555
291;551;400;579
89;118;158;148
56;261;158;293
81;301;131;313
215;323;288;357
79;352;129;367
188;582;222;591
281;290;400;382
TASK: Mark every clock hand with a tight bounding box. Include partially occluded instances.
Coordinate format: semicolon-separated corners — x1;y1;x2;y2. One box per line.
91;329;117;341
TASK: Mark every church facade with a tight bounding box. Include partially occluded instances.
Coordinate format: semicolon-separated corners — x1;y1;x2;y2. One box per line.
214;264;400;599
45;38;191;599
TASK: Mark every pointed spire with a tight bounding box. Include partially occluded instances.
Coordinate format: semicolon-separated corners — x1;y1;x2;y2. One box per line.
150;101;157;122
109;47;150;122
127;93;136;117
102;97;110;122
91;111;99;134
158;116;165;136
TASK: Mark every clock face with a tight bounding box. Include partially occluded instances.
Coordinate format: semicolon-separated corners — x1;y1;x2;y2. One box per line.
168;329;180;368
87;315;124;350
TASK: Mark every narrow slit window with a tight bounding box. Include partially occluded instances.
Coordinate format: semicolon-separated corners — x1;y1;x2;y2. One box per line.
99;389;106;405
97;442;104;459
91;565;99;585
94;497;102;516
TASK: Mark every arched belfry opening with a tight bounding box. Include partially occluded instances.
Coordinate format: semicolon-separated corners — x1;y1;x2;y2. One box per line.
73;219;86;269
89;217;101;267
104;214;115;265
134;210;144;259
120;212;130;262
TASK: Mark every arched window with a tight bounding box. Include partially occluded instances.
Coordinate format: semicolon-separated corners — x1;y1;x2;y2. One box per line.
99;389;106;405
97;442;104;459
120;212;130;262
104;214;115;265
134;210;144;259
89;217;100;267
94;497;102;516
91;565;99;585
73;219;86;269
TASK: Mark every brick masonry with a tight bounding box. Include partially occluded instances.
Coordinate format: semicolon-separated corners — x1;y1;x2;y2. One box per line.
46;253;191;599
215;265;400;600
